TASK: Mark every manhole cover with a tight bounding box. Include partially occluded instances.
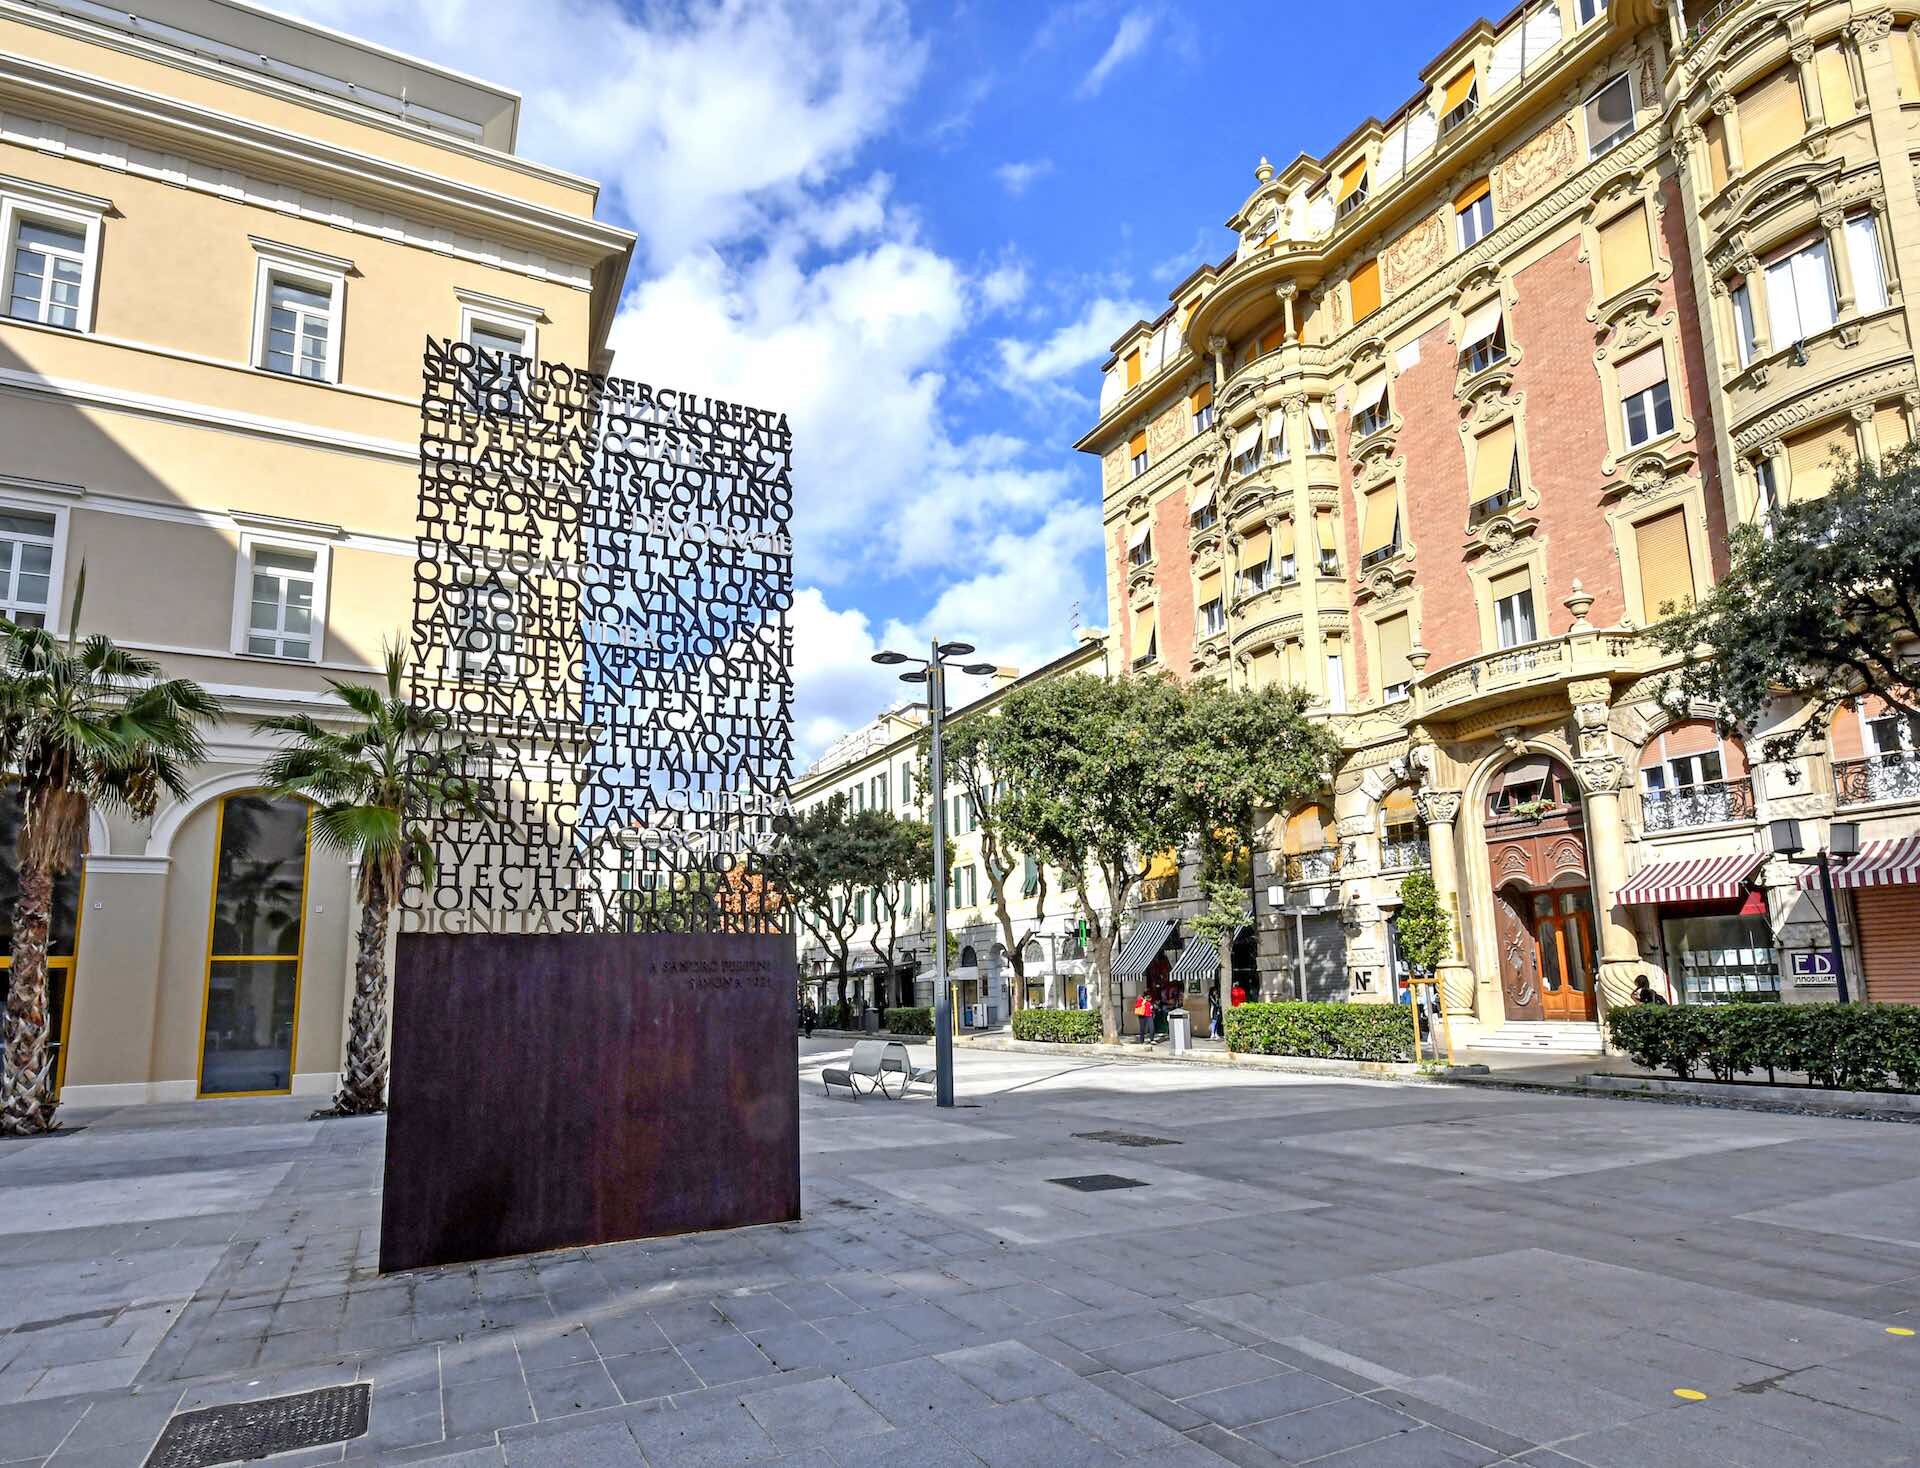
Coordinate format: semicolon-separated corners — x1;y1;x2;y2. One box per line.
1073;1130;1180;1148
146;1384;369;1467
1048;1173;1149;1192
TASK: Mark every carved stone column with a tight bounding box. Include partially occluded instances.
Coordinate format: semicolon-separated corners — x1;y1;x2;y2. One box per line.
1568;678;1640;1011
1413;788;1474;1013
1207;335;1229;393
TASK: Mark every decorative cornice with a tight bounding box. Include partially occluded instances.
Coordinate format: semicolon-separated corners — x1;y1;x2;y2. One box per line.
1732;359;1919;452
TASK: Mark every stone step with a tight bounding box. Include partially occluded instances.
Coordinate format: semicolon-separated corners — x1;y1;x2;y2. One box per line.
1472;1022;1607;1055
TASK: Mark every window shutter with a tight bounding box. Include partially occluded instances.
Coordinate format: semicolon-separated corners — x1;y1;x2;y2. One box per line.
1125;349;1142;387
1896;27;1920;99
1349;259;1382;321
1469;421;1519;504
1337;157;1369;201
1815;42;1856;118
1460;299;1503;352
1315;508;1338;555
1377;614;1413;688
1127;430;1148;459
1599;208;1654;296
1132;603;1158;658
1635;509;1694;623
1704;115;1731;192
1738;66;1805;166
1876;403;1910;455
1275;518;1296;560
1284;805;1327;855
1786;421;1856;501
1247;647;1280;689
1237;527;1271;571
1360;487;1399;556
1283;639;1305;685
1616;346;1668;399
1489;567;1530;606
1190;381;1213;413
1197;567;1222;603
1454;177;1491;212
1352;374;1387;415
1259;326;1287;355
1443;65;1476;113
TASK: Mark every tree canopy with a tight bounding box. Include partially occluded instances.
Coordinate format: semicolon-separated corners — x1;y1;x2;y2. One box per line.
1652;450;1920;759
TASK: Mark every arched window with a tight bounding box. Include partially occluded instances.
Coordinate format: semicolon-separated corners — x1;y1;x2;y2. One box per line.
1380;787;1427;870
1486;756;1577;817
1639;720;1752;830
1282;802;1337;881
198;793;311;1097
958;944;978;968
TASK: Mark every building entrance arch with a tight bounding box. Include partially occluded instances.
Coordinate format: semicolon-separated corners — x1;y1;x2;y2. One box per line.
1484;754;1597;1022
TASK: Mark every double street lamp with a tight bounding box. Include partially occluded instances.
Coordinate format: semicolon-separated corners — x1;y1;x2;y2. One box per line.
872;640;998;1108
1770;817;1860;1003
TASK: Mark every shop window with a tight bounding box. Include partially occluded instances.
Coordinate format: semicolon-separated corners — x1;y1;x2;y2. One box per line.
1586;73;1636;158
1661;913;1779;1003
199;794;311;1097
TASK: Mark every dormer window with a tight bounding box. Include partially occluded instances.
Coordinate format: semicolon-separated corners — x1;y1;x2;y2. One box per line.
1441;65;1478;133
1335;158;1369;219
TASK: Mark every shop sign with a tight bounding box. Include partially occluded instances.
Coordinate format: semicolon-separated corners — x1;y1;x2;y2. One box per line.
1790;950;1840;985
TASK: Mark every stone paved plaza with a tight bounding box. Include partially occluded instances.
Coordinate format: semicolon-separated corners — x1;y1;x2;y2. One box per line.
1;1043;1918;1467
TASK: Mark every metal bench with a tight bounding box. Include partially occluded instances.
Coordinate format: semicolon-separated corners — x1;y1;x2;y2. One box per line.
879;1041;936;1097
821;1040;891;1098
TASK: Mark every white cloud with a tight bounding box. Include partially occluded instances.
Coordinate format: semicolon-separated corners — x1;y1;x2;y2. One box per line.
994;158;1055;196
995;296;1144;387
979;260;1030;310
1077;10;1155;99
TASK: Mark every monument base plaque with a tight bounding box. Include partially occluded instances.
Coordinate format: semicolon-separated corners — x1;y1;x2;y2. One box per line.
378;931;800;1273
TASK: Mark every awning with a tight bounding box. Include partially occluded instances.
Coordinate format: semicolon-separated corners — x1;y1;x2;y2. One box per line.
1617;851;1765;906
1171;933;1231;984
1352;374;1387;414
1189;481;1216;514
1798;836;1920;890
1461;299;1502;349
1308;403;1330;435
1127;520;1152;551
1112;916;1174;978
1230;423;1260;460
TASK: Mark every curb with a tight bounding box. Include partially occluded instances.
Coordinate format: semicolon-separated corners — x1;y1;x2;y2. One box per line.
954;1033;1423;1081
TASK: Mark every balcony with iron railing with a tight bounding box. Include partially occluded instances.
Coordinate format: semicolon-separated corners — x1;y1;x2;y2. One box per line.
1640;776;1756;833
1835;751;1920;808
1282;848;1340;884
1379;834;1430;872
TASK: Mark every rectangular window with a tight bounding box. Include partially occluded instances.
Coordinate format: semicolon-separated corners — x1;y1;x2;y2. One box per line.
1730;283;1759;367
900;764;911;806
1895;25;1920;99
1578;0;1608;23
1197;568;1224;637
6;217;86;328
1635;507;1695;623
1238;527;1272;596
260;274;336;380
1492;571;1536;649
464;316;532;414
1128;431;1149;479
1127;519;1152;567
1455;180;1493;249
1352;375;1390;438
247;547;319;660
1754;454;1780;518
1468;421;1521;522
1307;403;1332;453
1738;66;1806;168
1585;73;1636;158
1315;509;1340;577
1189;482;1217;530
1645;749;1724;793
1359;486;1400;567
1131;603;1158;668
1763;237;1836;349
1846;213;1889;314
1598;207;1654;298
1377;613;1413;701
1459;299;1506;374
1325;637;1347;713
200;794;309;1096
1441;65;1479;134
1618;347;1674;447
1785;420;1855;503
1815;42;1856;120
1705;113;1732;193
1230;421;1262;477
1190;381;1214;433
1349;259;1382;322
0;511;56;628
1124;349;1142;387
1335;157;1370;218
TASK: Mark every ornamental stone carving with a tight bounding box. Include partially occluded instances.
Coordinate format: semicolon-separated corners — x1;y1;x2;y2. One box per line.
1493;118;1579;218
1382;209;1449;294
1415;790;1462;826
1848;10;1894;48
1574;755;1627;794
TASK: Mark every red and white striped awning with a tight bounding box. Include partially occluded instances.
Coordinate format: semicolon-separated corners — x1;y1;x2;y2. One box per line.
1616;851;1765;906
1797;836;1920;890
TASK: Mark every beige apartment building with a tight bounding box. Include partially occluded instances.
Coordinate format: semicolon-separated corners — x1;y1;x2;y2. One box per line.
1076;0;1920;1049
0;0;632;1103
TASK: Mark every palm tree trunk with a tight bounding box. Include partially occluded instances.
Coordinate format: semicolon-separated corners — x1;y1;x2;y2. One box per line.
2;864;58;1135
331;879;393;1116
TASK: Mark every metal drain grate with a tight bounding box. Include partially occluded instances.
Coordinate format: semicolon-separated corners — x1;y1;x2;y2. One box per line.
1048;1173;1149;1192
146;1384;369;1467
1073;1130;1180;1148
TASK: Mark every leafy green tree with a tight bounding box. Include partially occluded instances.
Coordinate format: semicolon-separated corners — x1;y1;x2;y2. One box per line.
941;718;1048;1009
768;793;862;1017
863;813;938;1004
1393;867;1452;977
255;645;493;1117
1652;450;1920;759
0;586;221;1135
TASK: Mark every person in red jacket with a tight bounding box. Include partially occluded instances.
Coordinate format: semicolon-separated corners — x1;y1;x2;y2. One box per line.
1229;980;1248;1008
1133;991;1154;1044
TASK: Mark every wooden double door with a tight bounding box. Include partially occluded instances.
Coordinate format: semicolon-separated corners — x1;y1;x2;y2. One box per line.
1496;885;1598;1022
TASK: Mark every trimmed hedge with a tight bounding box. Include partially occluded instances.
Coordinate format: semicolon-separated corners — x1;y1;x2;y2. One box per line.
1607;1002;1920;1091
883;1006;933;1036
1012;1008;1103;1044
1225;1002;1416;1063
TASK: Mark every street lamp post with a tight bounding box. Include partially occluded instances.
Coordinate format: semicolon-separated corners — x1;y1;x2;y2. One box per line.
1770;817;1860;1003
872;639;999;1107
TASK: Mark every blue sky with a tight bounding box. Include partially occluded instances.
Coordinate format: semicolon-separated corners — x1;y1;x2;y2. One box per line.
288;0;1475;760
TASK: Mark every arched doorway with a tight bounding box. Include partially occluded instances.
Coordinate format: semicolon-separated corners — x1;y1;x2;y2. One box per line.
1485;755;1597;1022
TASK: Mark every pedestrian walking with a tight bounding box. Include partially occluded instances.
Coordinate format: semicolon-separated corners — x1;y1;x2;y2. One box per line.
802;1002;817;1037
1208;984;1224;1040
1151;991;1167;1045
1133;990;1154;1044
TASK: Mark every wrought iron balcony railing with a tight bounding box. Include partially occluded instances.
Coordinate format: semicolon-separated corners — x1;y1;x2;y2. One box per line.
1379;835;1430;872
1641;777;1756;832
1835;752;1920;807
1283;849;1339;884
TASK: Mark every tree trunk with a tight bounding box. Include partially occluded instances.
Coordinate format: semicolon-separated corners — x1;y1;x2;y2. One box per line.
330;878;393;1116
1;864;57;1135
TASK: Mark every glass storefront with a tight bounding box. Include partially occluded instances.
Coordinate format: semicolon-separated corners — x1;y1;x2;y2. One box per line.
199;794;310;1095
1660;913;1779;1003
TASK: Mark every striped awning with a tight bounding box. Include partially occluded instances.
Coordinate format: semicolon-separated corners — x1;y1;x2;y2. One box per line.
1112;917;1174;979
1616;851;1764;906
1170;930;1240;984
1798;836;1920;890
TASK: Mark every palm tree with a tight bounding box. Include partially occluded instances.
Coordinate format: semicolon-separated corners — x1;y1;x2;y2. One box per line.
0;582;221;1135
255;644;491;1117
